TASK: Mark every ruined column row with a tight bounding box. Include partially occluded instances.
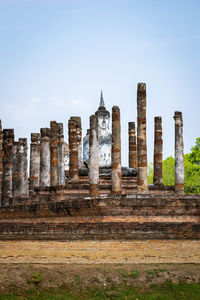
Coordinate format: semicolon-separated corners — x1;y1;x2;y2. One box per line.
37;121;66;188
0;128;29;206
152;112;184;192
0;120;67;206
128;83;184;193
85;83;184;196
0;82;185;206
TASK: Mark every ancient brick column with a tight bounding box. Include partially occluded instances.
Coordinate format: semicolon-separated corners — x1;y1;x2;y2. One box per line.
12;141;18;199
20;138;28;197
111;106;122;194
68;118;79;183
40;128;51;187
89;114;99;196
58;123;65;185
50;121;59;186
153;117;163;186
71;117;82;169
0;121;3;206
137;83;148;192
128;122;137;169
29;133;40;192
13;138;28;198
174;111;184;193
2;129;14;206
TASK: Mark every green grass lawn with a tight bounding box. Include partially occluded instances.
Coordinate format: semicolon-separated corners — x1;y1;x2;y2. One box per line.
1;281;200;300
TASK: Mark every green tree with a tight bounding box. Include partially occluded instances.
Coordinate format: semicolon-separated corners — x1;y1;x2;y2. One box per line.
163;156;175;186
148;156;175;186
184;138;200;193
184;154;200;193
187;137;200;165
148;138;200;193
147;162;153;184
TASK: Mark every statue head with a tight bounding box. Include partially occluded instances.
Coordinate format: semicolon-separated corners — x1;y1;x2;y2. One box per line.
95;91;110;132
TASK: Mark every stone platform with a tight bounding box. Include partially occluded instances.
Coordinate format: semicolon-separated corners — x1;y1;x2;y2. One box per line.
0;179;199;241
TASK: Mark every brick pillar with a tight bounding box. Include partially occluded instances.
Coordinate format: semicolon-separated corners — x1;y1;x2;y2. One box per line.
89;114;99;196
68;118;79;183
40;128;51;187
137;83;148;192
71;117;82;169
128;122;137;169
13;138;28;198
50;121;59;186
111;106;122;194
174;111;184;193
20;138;28;197
2;129;14;206
0;121;3;207
153;117;163;186
29;133;40;192
12;141;18;199
58;123;65;185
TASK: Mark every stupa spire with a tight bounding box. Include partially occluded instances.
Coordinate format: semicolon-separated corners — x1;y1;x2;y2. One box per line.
99;90;105;107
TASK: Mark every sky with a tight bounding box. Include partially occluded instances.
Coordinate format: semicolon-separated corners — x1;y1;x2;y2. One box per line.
0;0;200;167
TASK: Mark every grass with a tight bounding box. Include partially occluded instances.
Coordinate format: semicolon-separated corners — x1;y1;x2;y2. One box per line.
146;268;167;278
129;269;140;278
1;281;200;300
27;273;43;285
74;274;82;285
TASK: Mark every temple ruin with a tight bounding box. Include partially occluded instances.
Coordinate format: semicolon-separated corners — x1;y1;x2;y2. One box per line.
0;83;199;241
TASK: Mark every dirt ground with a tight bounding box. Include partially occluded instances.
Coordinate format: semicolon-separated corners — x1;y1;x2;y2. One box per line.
0;263;200;293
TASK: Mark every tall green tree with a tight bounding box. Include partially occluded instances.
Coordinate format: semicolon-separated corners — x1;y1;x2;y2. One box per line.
187;137;200;165
148;138;200;193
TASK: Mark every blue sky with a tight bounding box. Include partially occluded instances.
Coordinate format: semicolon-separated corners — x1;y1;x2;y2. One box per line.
0;0;200;166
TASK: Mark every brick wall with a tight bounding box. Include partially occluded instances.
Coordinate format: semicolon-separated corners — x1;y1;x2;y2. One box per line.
0;193;200;241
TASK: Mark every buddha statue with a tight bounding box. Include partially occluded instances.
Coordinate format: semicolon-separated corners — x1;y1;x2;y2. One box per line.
83;91;112;167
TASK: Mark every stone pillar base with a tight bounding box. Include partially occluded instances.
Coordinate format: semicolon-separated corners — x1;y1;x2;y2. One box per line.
175;184;184;194
67;174;80;184
89;184;99;197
